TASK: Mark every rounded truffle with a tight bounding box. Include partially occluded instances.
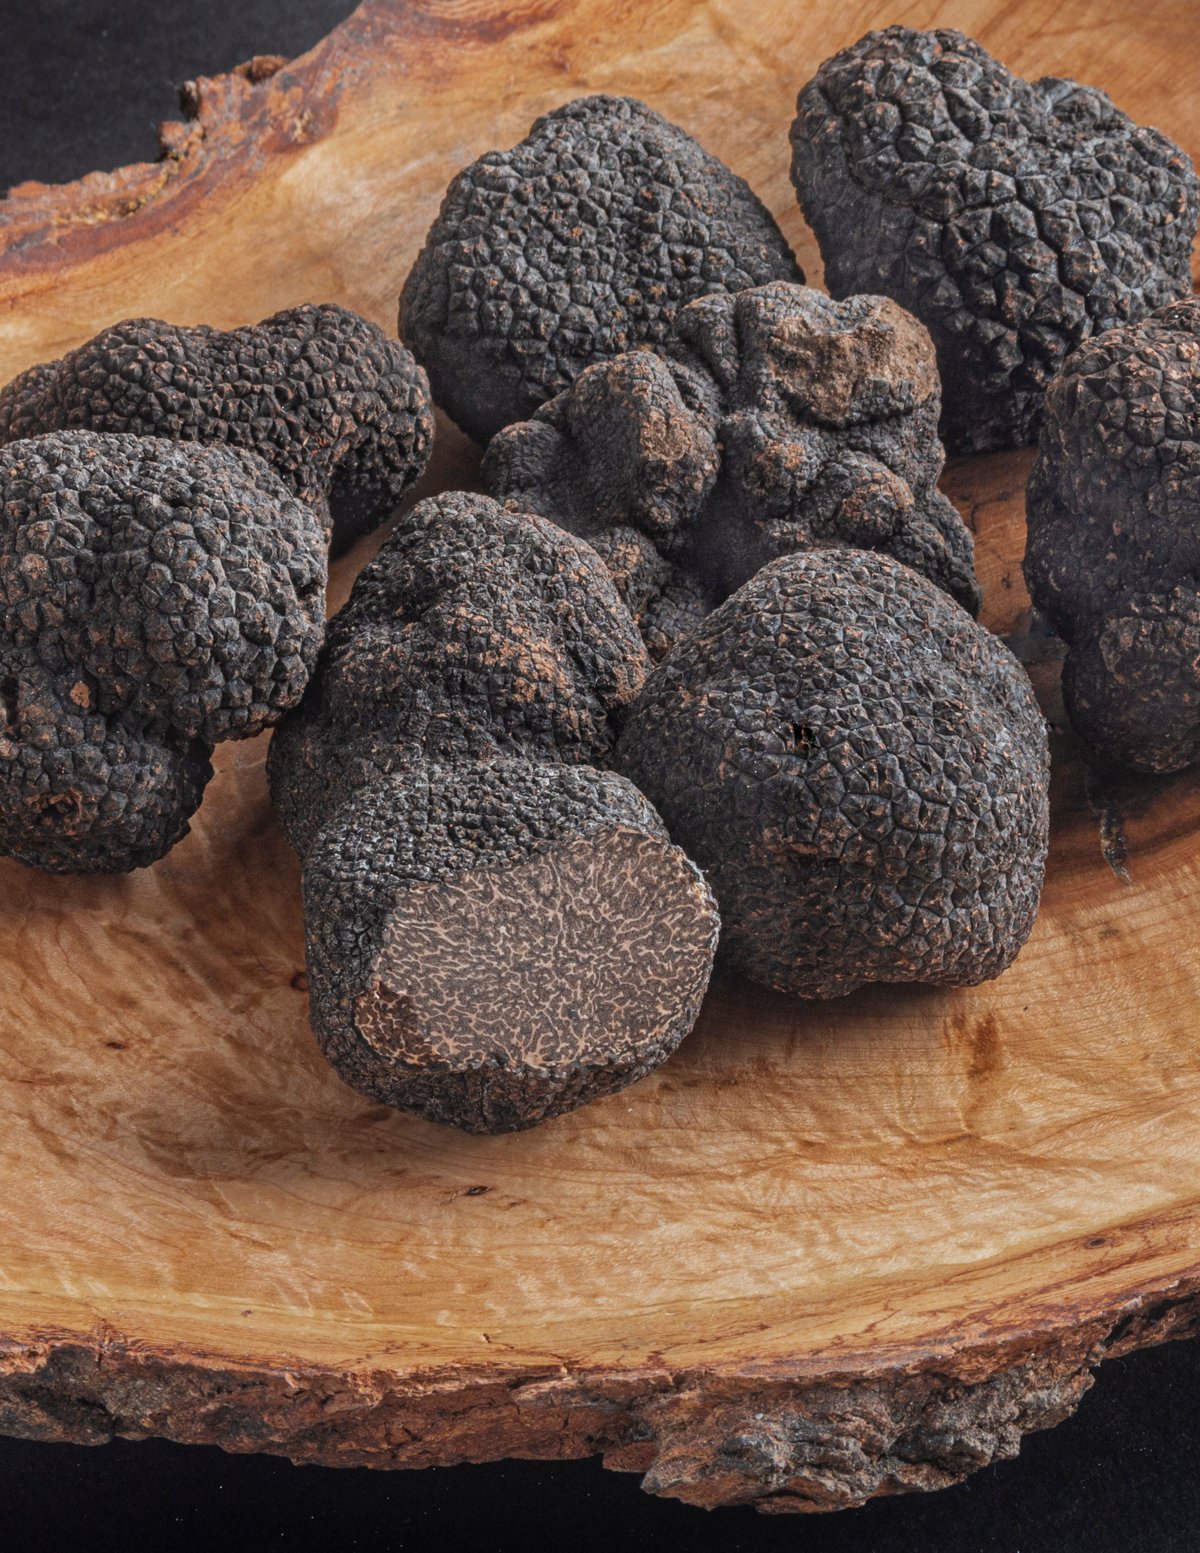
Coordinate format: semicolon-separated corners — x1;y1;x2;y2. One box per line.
483;281;979;657
268;490;650;855
399;95;802;443
614;548;1049;998
790;27;1198;453
0;432;327;873
303;760;718;1133
0;304;435;555
1024;296;1200;773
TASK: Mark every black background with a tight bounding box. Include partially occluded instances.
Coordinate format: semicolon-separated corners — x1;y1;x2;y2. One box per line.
1;3;1198;1548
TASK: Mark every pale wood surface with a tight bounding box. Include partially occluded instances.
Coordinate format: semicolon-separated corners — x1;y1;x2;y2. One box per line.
1;0;1199;1514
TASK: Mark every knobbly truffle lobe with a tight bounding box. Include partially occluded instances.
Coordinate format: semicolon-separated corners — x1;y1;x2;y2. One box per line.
483;282;979;657
0;432;326;873
791;27;1199;453
614;548;1049;998
304;761;719;1133
268;490;650;855
1024;296;1200;773
0;304;435;554
400;94;802;443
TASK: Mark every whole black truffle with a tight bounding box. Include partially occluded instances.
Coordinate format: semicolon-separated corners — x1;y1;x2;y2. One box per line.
791;27;1199;454
269;491;718;1131
303;760;718;1134
1025;296;1200;773
483;281;979;658
0;304;435;555
268;490;650;855
399;95;802;444
0;432;327;873
614;548;1049;998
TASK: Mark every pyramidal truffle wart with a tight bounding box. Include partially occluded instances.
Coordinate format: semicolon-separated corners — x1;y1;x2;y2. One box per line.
1025;296;1200;774
399;95;803;444
790;26;1199;454
269;491;719;1132
0;304;435;555
0;432;327;873
614;548;1049;999
483;281;979;659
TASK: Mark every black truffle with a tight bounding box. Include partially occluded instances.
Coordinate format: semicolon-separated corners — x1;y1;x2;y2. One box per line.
614;547;1049;998
399;95;802;444
1024;296;1200;773
0;432;327;873
483;282;979;658
269;492;718;1131
0;304;435;555
268;489;650;855
790;26;1199;454
303;760;718;1133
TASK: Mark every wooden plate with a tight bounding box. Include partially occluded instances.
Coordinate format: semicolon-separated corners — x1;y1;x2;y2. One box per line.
1;0;1198;1515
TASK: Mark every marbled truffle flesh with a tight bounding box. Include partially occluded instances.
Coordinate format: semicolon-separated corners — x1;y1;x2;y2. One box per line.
400;95;802;444
269;492;719;1131
791;27;1198;453
1025;297;1200;773
0;304;435;555
0;432;326;873
614;548;1049;998
268;490;650;856
483;282;979;658
303;760;718;1133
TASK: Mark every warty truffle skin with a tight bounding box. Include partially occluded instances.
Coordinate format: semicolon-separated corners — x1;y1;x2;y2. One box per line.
399;94;803;444
0;304;435;555
0;432;327;873
1024;296;1200;774
790;27;1199;454
482;281;979;658
268;490;650;856
303;760;719;1133
269;491;719;1133
614;547;1049;999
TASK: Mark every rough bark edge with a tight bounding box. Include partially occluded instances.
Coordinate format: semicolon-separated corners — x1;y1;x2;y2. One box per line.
2;1281;1197;1513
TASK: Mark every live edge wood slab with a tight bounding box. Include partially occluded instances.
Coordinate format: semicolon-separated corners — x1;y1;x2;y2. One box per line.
1;0;1199;1516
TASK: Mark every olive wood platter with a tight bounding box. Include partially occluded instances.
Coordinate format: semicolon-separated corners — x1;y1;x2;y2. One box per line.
1;0;1199;1516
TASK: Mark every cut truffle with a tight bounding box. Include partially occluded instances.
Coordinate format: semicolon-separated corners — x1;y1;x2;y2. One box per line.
1024;296;1200;773
399;95;802;443
303;760;718;1133
269;491;719;1130
483;282;979;657
0;304;435;555
268;490;650;855
0;432;326;873
791;27;1199;453
614;547;1049;999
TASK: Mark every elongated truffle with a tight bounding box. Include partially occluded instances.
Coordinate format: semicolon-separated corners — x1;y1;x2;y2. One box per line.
400;95;802;443
303;760;718;1133
483;282;979;657
269;492;719;1131
0;304;435;554
1025;296;1200;773
614;548;1049;998
791;27;1198;453
0;432;326;872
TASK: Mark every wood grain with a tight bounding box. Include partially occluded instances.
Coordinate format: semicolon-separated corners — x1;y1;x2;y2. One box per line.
1;0;1199;1515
